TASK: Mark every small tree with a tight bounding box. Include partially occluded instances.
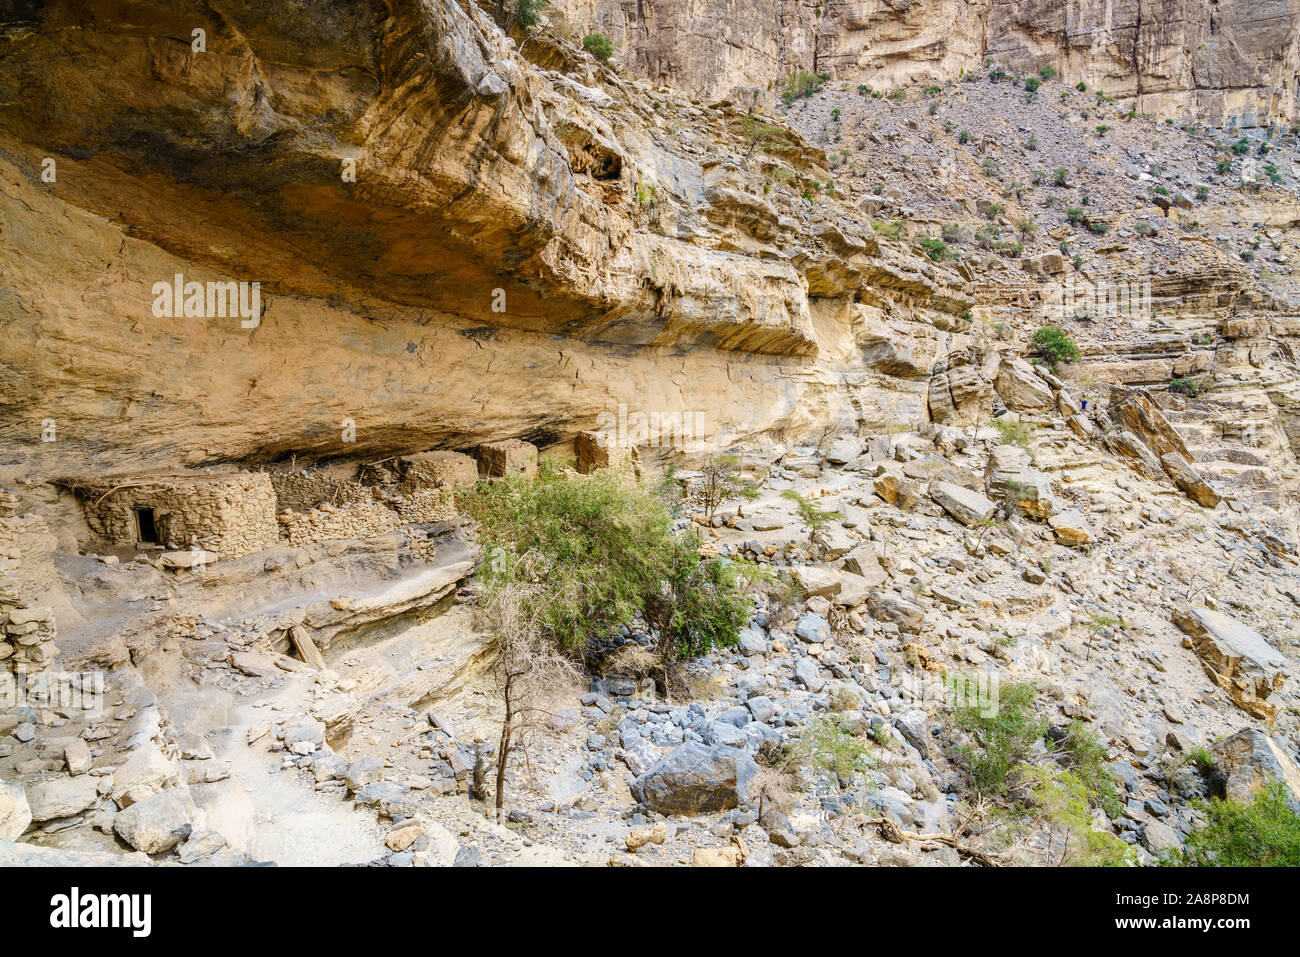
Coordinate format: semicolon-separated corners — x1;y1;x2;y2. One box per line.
698;454;759;521
1031;324;1080;369
479;569;580;819
582;32;614;63
781;489;842;546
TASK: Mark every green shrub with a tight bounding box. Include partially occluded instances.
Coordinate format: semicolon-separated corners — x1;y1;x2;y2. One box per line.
1021;763;1136;866
781;489;842;544
918;237;950;261
1053;722;1122;817
990;417;1036;451
958;129;971;144
1031;324;1080;368
1170;375;1214;397
1066;206;1085;224
1166;781;1300;866
510;0;545;28
582;32;614;62
952;680;1045;797
462;462;747;660
871;219;905;240
1052;167;1070;186
1039;66;1057;81
784;716;874;783
781;71;824;105
1024;76;1041;93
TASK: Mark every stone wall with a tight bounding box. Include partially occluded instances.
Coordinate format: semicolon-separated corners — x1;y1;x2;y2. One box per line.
277;500;399;548
397;451;480;492
0;495;62;674
269;470;371;512
393;489;458;525
80;473;278;558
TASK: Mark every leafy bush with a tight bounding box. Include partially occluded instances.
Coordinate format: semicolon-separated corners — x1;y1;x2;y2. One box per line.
990;417;1036;451
1170;375;1214;397
1039;65;1057;81
511;0;545;28
952;680;1045;797
781;489;842;544
1053;722;1122;816
780;71;823;105
1024;76;1041;93
872;219;905;240
918;237;950;261
1031;324;1080;369
1066;206;1085;224
462;462;748;660
783;717;874;783
582;32;614;63
1021;763;1136;866
1052;166;1070;187
958;129;971;144
1166;782;1300;866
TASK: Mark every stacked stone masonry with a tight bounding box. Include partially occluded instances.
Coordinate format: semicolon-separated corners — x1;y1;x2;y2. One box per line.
79;473;278;558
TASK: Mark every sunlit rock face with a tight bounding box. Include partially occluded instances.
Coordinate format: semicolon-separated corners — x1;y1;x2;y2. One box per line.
0;0;971;481
556;0;1300;127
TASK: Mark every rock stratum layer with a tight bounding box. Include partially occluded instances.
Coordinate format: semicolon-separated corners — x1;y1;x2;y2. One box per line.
558;0;1300;127
0;0;971;482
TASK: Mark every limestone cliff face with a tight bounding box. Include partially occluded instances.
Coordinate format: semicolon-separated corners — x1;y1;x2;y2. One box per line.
556;0;1300;126
0;0;969;482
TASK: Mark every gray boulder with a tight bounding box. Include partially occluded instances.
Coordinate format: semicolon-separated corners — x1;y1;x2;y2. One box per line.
929;481;996;527
26;775;99;822
1210;728;1300;813
630;742;759;815
113;790;196;854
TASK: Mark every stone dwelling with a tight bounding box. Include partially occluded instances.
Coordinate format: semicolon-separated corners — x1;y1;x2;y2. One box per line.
70;472;278;559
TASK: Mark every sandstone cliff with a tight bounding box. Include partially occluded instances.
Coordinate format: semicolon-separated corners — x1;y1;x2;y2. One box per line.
555;0;1300;127
0;0;969;484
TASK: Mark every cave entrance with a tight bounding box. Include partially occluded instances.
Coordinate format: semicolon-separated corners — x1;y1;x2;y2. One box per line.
133;507;160;545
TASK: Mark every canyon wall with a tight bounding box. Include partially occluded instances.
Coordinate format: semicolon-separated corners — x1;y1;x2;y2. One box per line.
0;0;968;485
556;0;1300;127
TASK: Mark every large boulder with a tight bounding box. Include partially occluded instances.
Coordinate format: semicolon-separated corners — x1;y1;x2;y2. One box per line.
822;435;863;465
994;357;1055;413
928;348;993;426
26;775;99;822
1106;430;1166;481
630;742;759;815
0;782;31;840
984;445;1056;520
792;565;841;599
1173;607;1289;721
1048;509;1093;547
110;745;182;807
1160;452;1221;509
868;592;924;634
113;790;196;855
842;544;887;587
1109;386;1192;462
873;463;920;508
929;481;996;527
1210;729;1300;813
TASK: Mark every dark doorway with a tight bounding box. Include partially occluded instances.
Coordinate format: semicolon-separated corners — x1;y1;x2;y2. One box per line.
133;507;159;545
